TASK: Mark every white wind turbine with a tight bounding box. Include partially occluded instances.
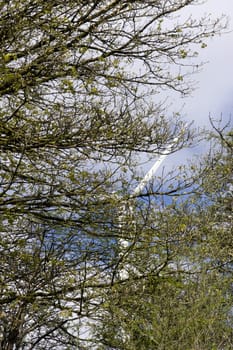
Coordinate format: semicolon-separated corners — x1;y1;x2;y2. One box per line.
60;138;179;346
117;138;178;279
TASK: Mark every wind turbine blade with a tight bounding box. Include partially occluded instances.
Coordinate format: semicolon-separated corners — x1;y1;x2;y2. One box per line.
132;138;178;197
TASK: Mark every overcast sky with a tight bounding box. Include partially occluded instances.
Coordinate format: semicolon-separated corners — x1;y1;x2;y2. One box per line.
140;0;233;178
180;0;233;127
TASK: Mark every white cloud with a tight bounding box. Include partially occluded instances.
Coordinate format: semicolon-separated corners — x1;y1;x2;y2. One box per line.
179;0;233;126
155;0;233;172
135;1;233;179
